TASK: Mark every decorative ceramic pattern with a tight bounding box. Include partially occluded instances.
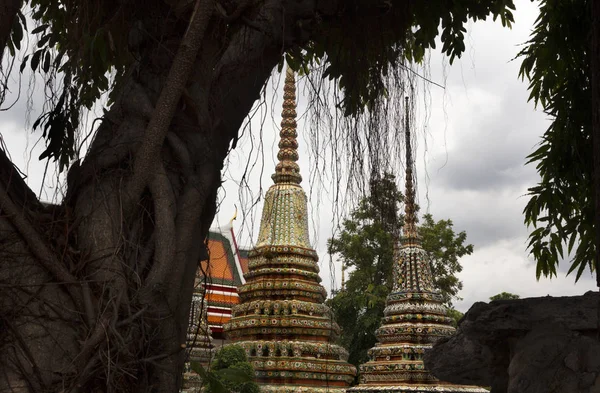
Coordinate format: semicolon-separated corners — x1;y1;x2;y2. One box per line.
251;359;355;375
244;267;321;281
368;344;431;360
395;247;435;293
386;291;444;303
383;301;447;316
256;185;312;249
238;279;326;299
248;252;320;271
349;385;489;392
260;386;349;393
360;372;436;383
222;68;356;391
225;326;340;340
232;300;332;317
224;315;341;332
381;313;453;324
233;340;350;360
248;245;320;260
348;104;487;393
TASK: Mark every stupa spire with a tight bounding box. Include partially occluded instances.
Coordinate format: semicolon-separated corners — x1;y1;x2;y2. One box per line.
272;67;302;185
403;96;418;241
395;96;434;293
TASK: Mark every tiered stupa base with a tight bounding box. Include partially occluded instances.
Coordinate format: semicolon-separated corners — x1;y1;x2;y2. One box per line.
224;248;356;390
348;290;486;393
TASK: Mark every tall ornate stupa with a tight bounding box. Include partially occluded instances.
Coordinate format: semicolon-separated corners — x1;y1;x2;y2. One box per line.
348;99;486;393
223;68;356;392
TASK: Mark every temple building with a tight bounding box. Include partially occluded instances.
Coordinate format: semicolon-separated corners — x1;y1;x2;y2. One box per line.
199;223;249;341
222;68;356;392
348;102;486;393
182;223;249;392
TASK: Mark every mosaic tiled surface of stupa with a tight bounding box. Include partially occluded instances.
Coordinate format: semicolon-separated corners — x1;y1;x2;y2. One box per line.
223;68;356;392
348;101;486;393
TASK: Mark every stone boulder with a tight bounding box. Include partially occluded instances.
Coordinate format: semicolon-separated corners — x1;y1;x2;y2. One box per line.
424;291;600;393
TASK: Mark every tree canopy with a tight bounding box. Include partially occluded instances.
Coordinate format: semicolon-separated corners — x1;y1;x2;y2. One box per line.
489;292;520;301
327;173;473;367
518;0;599;283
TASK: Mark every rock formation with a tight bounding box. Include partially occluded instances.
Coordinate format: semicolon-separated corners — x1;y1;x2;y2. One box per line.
424;291;600;393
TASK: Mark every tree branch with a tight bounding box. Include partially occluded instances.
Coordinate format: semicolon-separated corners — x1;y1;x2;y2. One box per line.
144;161;177;289
127;0;216;204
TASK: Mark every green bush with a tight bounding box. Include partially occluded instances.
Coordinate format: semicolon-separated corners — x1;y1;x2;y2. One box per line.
205;345;260;393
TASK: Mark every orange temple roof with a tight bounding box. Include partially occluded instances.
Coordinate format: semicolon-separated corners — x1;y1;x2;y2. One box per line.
197;224;249;337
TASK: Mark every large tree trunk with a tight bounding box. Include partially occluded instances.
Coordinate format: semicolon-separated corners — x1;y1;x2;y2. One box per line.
0;1;342;392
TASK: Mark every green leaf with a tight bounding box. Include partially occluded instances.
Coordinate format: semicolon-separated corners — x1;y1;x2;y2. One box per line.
20;55;29;73
31;50;42;71
11;17;23;50
31;24;49;34
43;51;51;73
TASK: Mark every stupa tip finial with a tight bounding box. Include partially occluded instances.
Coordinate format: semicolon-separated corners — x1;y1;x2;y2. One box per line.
272;66;302;184
403;96;419;241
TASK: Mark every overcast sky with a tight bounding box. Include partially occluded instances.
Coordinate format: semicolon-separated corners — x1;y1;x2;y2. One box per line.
1;0;597;313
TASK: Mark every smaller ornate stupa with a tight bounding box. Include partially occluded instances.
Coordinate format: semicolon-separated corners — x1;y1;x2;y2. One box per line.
348;98;486;393
181;291;214;393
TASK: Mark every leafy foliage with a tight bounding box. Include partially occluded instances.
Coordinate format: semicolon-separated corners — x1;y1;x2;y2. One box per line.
421;214;472;304
11;0;139;169
446;308;464;327
489;292;520;301
204;346;260;393
518;0;596;282
327;173;473;367
286;1;515;115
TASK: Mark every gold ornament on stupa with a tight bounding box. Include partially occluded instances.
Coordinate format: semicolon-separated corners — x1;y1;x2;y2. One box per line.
222;67;356;392
348;98;486;393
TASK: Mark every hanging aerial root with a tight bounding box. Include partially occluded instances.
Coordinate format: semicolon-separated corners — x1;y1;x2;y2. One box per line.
144;160;177;290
